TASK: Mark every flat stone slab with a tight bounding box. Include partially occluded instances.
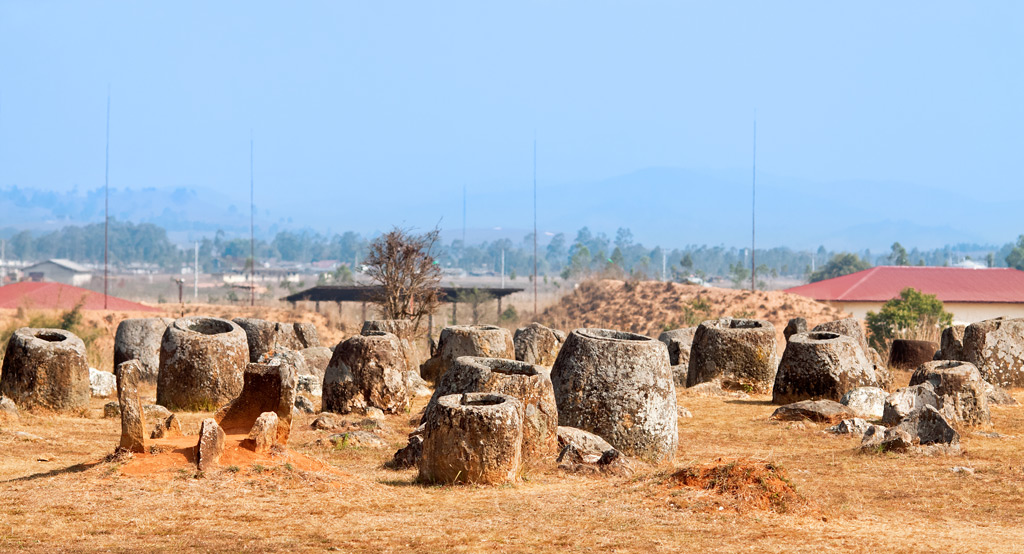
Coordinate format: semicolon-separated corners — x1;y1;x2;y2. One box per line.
771;400;855;424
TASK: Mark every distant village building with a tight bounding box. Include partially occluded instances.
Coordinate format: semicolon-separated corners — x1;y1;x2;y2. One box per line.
22;259;92;287
786;266;1024;324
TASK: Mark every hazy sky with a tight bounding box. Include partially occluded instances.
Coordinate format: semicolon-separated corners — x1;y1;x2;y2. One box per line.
1;2;1021;244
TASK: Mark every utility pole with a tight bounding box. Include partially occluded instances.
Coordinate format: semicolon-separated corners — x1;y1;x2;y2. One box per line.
104;87;110;309
662;251;667;282
750;115;757;292
194;241;199;299
533;138;538;319
249;134;255;307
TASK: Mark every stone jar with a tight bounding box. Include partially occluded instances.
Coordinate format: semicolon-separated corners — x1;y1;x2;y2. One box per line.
686;318;778;392
113;317;174;382
157;317;249;411
772;332;879;405
551;328;677;463
0;327;90;412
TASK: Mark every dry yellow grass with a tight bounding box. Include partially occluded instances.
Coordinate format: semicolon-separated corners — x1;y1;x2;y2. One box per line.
3;383;1024;553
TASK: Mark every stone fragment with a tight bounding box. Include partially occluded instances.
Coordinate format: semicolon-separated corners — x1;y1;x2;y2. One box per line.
144;404;172;421
0;395;19;419
215;357;297;444
89;368;117;398
687;318;778;392
299;346;334;380
362;319;421;370
772;332;879;404
936;324;967;361
404;371;432;397
961;317;1024;387
296;374;322;397
896;405;960;445
323;332;409;415
909;360;990;426
311;412;342;430
113;318;174;382
556;426;613;458
418;392;524;485
196;418;225;471
514;322;566;367
658;327;697;384
784;318;807;342
840;387;889;420
827;418;871;435
681;380;731;397
389;435;423;468
157;317;249;411
880;428;914;452
888;339;939;370
770;400;855;424
425;356;559;464
151;414;182;439
294;395;316;414
115;360;148;453
860;424;888;449
0;328;90;412
982;380;1018;406
328;431;388;449
248;412;280;453
552;328;677;463
882;384;940;426
420;325;515;383
103;401;120;418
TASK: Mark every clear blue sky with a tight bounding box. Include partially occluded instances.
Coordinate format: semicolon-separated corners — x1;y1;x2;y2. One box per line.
1;2;1021;247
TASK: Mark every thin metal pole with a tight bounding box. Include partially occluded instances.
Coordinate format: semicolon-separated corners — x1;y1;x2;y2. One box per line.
751;115;757;292
250;134;255;307
104;87;110;309
533;138;538;319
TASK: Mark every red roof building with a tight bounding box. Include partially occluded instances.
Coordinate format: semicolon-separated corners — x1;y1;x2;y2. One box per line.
0;282;160;312
785;266;1024;323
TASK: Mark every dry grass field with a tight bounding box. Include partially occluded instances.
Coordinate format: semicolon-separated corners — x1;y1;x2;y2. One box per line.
3;380;1024;553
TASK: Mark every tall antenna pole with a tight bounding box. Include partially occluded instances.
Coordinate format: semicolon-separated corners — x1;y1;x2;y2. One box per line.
533;138;538;319
104;87;110;309
750;114;757;292
249;133;255;307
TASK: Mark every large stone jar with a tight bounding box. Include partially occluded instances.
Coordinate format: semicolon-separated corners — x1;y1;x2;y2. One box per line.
157;317;250;411
421;325;515;383
772;332;878;405
686;318;778;392
113;317;174;382
550;328;677;463
0;328;90;411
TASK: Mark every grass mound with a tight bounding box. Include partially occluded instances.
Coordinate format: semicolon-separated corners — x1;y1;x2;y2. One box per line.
665;458;806;513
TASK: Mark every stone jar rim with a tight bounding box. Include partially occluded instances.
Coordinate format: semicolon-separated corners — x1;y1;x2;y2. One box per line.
575;328;653;343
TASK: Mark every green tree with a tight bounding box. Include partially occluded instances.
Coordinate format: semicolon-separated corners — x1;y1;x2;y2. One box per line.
809;253;871;283
865;287;953;352
889;242;909;266
729;262;750;288
1006;235;1024;270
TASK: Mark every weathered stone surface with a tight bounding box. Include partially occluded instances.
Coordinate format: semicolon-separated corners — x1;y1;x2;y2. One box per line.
294;395;316;414
157;317;249;411
115;360;148;453
404;371;431;397
113;318;174;382
515;323;566;367
103;401;120;418
215;357;297;444
681;380;733;398
784;318;807;342
888;339;939;370
328;430;388;449
362;319;420;370
0;328;90;412
687;318;778;392
420;325;515;383
896;405;960;445
961;317;1024;387
909;360;990;426
259;348;310;377
658;327;697;384
936;325;967;361
771;400;855;424
860;424;889;449
89;368;116;398
425;356;558;464
0;395;19;419
827;418;871;435
882;384;940;425
551;328;677;463
144;404;172;422
323;332;409;415
247;412;279;453
390;435;423;469
811;318;870;355
419;392;524;485
296;374;322;397
867;347;893;391
840;387;888;420
880;428;914;452
556;426;613;457
151;414;182;439
232;317;320;362
298;347;333;380
196;418;225;471
311;412;342;430
772;332;879;404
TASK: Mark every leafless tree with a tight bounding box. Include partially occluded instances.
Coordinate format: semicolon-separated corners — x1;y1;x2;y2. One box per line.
364;227;442;333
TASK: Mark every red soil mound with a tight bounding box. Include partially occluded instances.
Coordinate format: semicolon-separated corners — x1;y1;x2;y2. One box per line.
540;279;848;343
664;459;807;513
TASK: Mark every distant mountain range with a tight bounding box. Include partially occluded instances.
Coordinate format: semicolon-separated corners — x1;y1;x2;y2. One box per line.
1;167;1017;252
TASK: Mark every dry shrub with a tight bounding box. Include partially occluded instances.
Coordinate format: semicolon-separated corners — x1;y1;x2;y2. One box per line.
665;458;806;513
